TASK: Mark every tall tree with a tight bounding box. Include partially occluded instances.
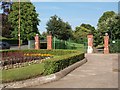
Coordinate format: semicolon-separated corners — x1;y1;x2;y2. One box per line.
0;0;12;14
8;2;40;40
0;0;12;37
107;14;120;40
41;31;47;40
73;23;96;44
46;15;73;40
97;11;116;44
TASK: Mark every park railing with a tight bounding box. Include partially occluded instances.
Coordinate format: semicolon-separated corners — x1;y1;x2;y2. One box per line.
52;37;87;52
25;37;87;52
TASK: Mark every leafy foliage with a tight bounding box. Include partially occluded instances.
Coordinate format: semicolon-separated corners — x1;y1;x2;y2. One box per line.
0;0;12;14
73;23;96;44
0;0;12;37
98;11;115;24
0;38;19;45
8;2;40;40
97;11;116;44
1;50;83;83
46;15;73;40
41;31;47;40
43;52;84;75
1;14;11;37
107;14;120;40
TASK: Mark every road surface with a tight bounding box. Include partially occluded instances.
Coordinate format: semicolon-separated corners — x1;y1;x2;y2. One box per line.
32;54;118;88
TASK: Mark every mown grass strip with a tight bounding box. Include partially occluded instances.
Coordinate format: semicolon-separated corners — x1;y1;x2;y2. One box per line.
1;50;84;83
2;63;44;83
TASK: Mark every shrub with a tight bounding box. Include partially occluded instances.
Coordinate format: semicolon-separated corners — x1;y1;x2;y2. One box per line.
0;49;77;56
110;39;120;53
1;50;85;83
0;48;80;53
0;38;22;45
43;53;84;75
0;50;81;67
1;50;54;67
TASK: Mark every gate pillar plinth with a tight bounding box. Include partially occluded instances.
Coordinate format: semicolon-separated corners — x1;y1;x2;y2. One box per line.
35;34;40;50
104;34;109;54
87;34;93;53
47;34;52;50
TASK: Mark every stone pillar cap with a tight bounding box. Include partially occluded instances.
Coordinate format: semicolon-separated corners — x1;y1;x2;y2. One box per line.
105;33;108;36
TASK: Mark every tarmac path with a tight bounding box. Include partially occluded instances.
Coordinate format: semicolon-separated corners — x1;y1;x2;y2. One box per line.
33;54;118;88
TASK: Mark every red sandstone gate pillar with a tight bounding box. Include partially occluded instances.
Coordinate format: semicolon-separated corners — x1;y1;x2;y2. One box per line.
47;34;52;50
35;34;40;50
87;34;93;53
104;33;109;54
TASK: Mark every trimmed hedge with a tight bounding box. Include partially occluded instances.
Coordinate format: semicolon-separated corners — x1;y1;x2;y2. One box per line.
43;53;84;75
0;38;21;45
1;50;85;83
0;49;77;56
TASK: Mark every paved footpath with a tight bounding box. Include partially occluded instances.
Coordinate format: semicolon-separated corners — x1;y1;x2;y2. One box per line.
33;54;118;88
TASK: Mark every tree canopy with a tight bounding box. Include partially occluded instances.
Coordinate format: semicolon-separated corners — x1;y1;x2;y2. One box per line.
73;23;96;44
46;15;73;40
0;0;12;38
0;0;12;14
97;11;120;45
107;14;120;40
8;2;40;40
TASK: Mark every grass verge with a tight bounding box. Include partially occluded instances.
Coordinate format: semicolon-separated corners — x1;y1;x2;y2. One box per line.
2;63;44;83
1;50;84;83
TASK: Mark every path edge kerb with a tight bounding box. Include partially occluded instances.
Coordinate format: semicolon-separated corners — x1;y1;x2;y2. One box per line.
3;58;87;88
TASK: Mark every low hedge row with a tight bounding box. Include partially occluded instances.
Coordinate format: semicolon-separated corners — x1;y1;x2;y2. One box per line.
1;49;77;56
43;53;84;75
1;50;85;83
0;38;21;45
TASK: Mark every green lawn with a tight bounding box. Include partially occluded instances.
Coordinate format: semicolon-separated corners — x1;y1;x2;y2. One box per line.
1;49;85;83
1;63;44;83
0;36;7;39
69;43;85;52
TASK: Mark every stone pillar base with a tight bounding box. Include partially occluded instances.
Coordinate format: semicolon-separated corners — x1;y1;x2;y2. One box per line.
35;34;40;50
87;46;93;53
87;34;93;54
47;35;52;50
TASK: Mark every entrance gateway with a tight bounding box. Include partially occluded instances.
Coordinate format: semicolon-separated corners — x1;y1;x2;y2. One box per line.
34;34;52;50
87;34;109;54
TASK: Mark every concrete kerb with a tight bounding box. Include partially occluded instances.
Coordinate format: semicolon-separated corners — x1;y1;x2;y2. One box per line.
2;58;87;88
